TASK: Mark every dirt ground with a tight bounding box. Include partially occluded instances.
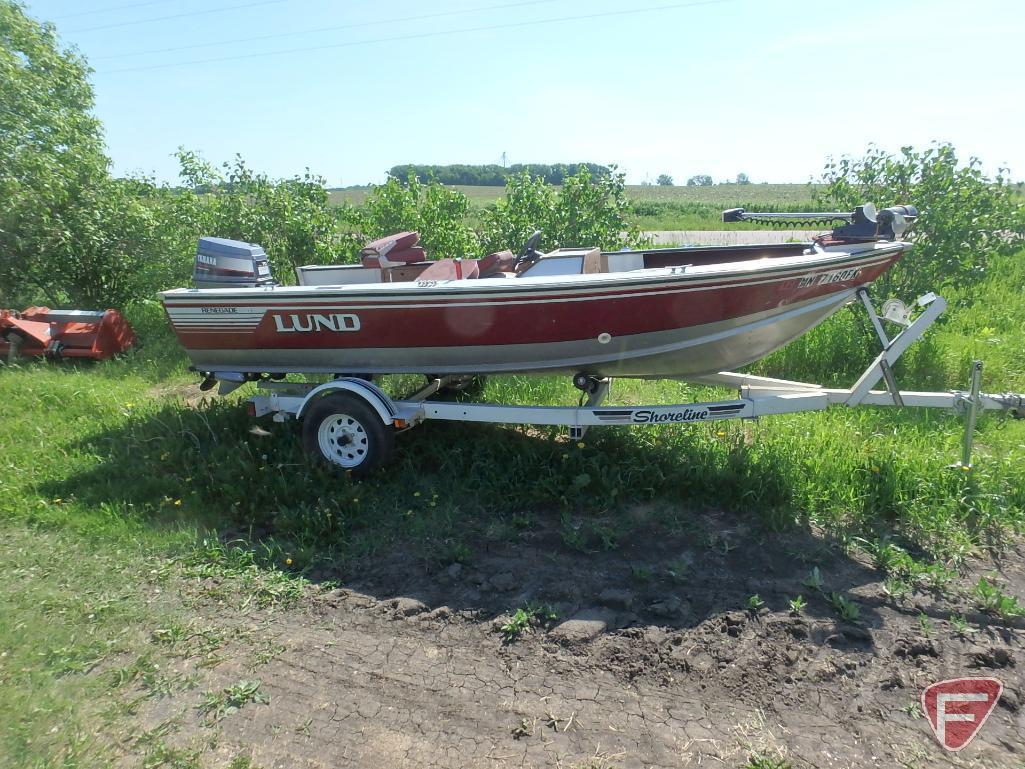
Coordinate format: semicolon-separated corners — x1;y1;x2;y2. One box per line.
133;509;1025;769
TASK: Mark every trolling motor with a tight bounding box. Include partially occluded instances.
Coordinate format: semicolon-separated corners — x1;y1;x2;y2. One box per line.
722;204;918;241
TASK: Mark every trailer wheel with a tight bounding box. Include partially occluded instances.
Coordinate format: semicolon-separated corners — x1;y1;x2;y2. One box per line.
302;393;394;478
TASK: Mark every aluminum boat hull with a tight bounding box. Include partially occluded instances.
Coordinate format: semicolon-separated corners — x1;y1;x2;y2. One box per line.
161;241;907;381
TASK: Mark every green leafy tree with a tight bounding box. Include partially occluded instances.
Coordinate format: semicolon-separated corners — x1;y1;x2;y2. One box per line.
339;173;480;261
478;167;646;255
656;174;674;186
161;150;344;284
0;1;113;305
820;143;1025;297
686;175;713;187
736;172;750;184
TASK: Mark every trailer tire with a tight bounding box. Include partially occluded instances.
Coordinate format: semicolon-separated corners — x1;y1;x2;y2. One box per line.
302;393;394;478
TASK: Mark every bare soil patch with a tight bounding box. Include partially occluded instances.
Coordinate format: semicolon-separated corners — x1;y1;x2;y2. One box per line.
130;510;1025;768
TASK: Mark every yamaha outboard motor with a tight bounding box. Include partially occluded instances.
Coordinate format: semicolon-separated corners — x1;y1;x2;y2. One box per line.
193;237;276;288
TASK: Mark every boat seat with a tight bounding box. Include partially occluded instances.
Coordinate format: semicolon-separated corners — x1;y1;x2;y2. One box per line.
361;247;425;269
417;259;480;281
360;232;424;268
478;250;516;277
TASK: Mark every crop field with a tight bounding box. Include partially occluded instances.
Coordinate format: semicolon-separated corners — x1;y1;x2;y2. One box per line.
329;183;823;231
2;243;1025;767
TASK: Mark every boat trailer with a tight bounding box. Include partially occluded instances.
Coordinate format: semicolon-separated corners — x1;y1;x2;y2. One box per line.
235;290;1023;478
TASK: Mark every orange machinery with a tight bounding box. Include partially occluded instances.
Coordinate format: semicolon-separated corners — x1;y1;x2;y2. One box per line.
0;307;135;362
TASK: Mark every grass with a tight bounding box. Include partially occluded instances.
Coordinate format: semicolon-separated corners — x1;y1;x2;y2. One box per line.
328;183;823;230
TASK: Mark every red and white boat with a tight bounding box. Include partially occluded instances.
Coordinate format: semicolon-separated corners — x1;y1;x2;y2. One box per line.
161;205;916;383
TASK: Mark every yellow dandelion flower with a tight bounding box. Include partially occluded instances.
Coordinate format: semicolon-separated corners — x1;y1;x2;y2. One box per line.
576;441;586;449
285;557;293;566
173;499;182;506
961;465;972;472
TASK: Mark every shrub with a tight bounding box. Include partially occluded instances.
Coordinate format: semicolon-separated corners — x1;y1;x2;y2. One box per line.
339;174;480;261
478;167;645;255
819;144;1025;299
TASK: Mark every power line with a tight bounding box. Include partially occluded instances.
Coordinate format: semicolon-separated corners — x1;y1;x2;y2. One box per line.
67;0;290;34
95;0;570;61
99;0;739;75
50;0;169;20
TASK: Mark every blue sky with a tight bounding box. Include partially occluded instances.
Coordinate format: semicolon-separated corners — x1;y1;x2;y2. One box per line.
25;0;1025;186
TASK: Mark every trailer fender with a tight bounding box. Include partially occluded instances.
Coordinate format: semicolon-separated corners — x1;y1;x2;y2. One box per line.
296;378;396;425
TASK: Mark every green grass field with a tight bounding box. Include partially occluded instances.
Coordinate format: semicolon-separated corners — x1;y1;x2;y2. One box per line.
328;183;823;230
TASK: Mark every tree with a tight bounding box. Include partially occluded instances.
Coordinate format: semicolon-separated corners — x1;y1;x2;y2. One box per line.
686;175;713;187
736;173;750;185
656;174;674;186
0;0;113;304
820;143;1025;296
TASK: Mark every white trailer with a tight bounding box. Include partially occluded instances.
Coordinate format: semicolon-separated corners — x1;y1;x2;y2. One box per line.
238;290;1023;478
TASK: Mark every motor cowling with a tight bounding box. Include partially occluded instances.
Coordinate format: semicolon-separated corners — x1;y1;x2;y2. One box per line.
193;237;276;289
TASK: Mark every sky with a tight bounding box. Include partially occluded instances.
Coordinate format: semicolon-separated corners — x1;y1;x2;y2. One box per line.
23;0;1025;187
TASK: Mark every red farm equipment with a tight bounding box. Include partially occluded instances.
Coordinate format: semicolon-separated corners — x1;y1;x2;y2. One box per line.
0;307;136;362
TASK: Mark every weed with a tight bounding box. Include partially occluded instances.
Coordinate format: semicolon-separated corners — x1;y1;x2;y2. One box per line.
827;592;861;623
500;604;558;642
142;742;202;769
663;559;690;584
745;754;792;769
949;613;975;638
974;577;1025;619
917;612;933;638
787;595;807;615
803;567;824;592
631;565;655;583
747;594;766;612
882;577;912;600
198;679;269;722
899;701;923;719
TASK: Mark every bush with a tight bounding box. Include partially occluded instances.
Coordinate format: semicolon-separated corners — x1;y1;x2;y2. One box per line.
339;174;480;261
478;167;645;255
820;144;1025;299
169;151;342;282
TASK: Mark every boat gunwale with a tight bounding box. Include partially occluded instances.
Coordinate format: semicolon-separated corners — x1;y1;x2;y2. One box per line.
160;243;907;305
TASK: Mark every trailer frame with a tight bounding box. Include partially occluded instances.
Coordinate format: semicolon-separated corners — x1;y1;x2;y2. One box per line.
234;290;1023;477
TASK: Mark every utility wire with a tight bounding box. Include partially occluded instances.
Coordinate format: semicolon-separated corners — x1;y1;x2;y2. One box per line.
51;0;169;20
67;0;290;33
95;0;570;60
99;0;738;75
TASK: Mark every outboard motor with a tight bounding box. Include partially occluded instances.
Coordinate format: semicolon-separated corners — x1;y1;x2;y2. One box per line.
193;237;276;289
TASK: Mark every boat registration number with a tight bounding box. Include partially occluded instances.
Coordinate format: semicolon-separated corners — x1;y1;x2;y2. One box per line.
797;267;862;288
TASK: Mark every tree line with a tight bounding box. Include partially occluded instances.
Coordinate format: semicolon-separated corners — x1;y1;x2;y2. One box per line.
386;163;610;186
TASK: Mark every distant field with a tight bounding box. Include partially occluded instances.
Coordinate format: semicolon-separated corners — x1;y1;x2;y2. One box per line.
327;183;824;230
328;183;821;207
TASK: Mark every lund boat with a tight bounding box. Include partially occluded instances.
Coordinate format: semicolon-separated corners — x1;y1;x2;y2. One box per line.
160;204;1025;477
161;205;916;383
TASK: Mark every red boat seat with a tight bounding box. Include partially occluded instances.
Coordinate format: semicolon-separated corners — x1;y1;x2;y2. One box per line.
361;247;426;268
360;232;425;268
478;250;516;276
417;259;480;281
